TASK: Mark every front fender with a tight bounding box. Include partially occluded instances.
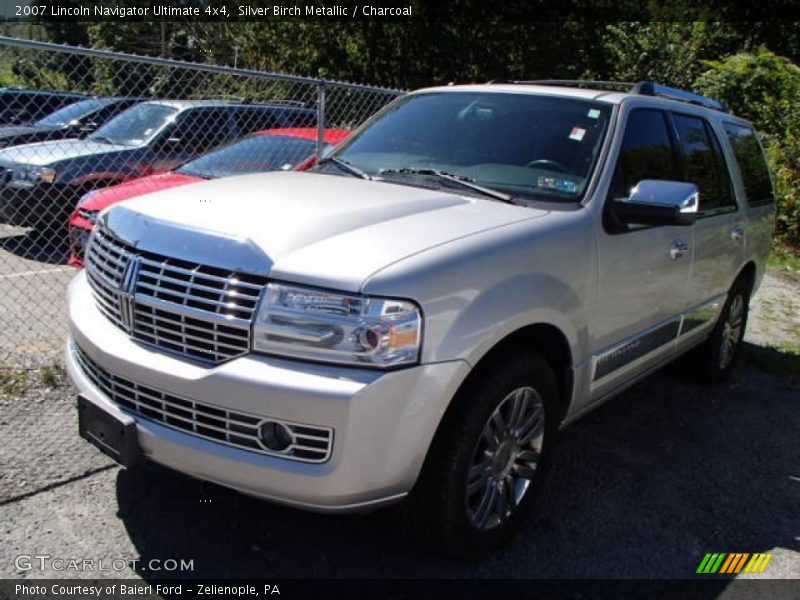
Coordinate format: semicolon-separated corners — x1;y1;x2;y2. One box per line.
433;273;585;368
362;211;596;369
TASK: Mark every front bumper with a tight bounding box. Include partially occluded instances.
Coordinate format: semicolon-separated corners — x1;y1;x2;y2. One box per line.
66;272;470;512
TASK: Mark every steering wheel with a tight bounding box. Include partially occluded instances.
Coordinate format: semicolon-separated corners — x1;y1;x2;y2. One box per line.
525;159;569;173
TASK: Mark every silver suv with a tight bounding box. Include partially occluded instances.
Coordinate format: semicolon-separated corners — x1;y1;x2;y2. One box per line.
67;81;775;558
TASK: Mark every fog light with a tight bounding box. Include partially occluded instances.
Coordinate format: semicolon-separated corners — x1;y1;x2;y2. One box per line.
258;421;293;451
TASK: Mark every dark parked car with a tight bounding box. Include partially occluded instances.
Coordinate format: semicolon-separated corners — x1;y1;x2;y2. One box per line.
0;87;87;125
0;97;142;149
0;99;316;230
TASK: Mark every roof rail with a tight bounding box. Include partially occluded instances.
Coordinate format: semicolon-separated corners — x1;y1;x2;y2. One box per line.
184;95;309;108
245;99;308;108
631;81;728;112
510;79;637;91
485;79;728;112
194;94;247;102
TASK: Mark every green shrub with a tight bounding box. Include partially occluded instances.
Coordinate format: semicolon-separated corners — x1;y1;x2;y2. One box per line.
694;50;800;250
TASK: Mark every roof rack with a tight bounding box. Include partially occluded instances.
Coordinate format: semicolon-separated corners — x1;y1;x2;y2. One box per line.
194;94;246;102
501;79;637;91
184;95;309;108
487;79;728;112
631;81;729;112
246;99;308;108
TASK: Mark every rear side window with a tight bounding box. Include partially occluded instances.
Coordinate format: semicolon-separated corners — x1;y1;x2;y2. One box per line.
89;101;133;126
672;114;734;212
235;108;280;134
282;108;317;127
609;109;679;199
171;109;233;152
0;92;69;123
723;123;774;206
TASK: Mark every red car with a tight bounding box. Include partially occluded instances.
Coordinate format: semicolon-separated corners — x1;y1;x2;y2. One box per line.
68;127;349;266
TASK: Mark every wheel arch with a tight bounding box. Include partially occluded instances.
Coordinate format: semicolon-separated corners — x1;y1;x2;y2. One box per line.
735;260;758;295
431;322;575;453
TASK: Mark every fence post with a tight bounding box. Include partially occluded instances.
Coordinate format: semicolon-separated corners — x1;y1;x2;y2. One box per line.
316;82;326;159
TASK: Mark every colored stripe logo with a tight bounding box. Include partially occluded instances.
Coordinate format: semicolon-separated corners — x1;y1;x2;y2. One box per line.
696;552;773;574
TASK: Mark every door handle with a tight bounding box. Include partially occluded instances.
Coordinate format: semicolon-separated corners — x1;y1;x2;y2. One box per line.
670;240;689;260
731;225;745;242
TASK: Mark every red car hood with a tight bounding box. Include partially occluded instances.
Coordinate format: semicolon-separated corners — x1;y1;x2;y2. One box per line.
79;172;203;212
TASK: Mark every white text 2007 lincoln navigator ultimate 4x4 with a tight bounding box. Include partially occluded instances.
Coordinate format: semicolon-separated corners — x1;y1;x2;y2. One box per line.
67;81;775;557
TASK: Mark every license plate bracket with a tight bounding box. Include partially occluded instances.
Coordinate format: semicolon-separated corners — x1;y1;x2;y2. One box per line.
77;395;141;468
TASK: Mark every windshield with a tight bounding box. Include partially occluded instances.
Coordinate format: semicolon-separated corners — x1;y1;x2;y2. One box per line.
328;92;612;201
35;99;109;128
89;103;177;146
177;134;318;178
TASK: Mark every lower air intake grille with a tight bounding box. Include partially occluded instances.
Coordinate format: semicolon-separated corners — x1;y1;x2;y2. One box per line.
73;342;333;463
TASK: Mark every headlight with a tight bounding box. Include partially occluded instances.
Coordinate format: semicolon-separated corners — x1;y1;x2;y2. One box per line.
10;165;56;186
252;283;422;368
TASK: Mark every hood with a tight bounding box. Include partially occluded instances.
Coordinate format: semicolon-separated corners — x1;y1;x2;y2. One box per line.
81;172;202;211
0;125;60;149
107;171;548;291
0;138;130;166
0;124;53;137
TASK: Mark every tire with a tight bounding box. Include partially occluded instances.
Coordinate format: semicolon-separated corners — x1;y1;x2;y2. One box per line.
400;350;560;559
697;277;751;384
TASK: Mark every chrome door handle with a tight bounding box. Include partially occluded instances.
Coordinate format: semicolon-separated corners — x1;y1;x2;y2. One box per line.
670;240;689;260
731;225;745;242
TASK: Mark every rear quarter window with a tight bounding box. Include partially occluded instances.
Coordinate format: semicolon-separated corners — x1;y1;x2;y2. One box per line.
235;108;281;133
723;123;775;207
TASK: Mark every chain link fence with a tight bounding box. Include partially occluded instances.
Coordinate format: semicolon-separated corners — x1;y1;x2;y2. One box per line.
0;36;402;369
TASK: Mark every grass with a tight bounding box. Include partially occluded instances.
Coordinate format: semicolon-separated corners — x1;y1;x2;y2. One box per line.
0;363;65;397
39;363;63;388
0;369;28;397
746;342;800;377
768;249;800;273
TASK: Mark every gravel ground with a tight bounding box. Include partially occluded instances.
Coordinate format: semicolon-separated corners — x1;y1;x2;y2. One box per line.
0;224;73;366
1;268;798;583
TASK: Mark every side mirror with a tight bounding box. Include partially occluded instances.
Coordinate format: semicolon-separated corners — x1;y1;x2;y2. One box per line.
611;180;699;227
159;136;185;152
77;122;98;136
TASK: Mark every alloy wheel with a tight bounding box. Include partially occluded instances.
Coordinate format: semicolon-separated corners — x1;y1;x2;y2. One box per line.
719;294;745;370
465;386;545;530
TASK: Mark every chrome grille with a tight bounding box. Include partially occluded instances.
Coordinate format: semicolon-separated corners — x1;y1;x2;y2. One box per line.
85;223;267;364
73;342;333;463
85;226;132;329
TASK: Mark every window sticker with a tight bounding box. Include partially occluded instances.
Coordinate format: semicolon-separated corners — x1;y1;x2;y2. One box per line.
538;176;578;194
569;127;586;141
587;109;601;119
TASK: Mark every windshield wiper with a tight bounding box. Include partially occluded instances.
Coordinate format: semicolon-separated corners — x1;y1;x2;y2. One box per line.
379;168;514;203
317;156;372;180
90;136;115;144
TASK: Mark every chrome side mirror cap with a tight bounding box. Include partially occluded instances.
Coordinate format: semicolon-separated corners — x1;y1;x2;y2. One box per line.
612;180;700;227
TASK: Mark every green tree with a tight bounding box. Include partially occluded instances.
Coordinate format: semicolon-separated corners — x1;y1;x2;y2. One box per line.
601;22;730;88
695;50;800;249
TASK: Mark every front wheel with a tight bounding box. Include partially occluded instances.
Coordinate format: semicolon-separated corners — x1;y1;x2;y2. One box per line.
401;351;559;559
